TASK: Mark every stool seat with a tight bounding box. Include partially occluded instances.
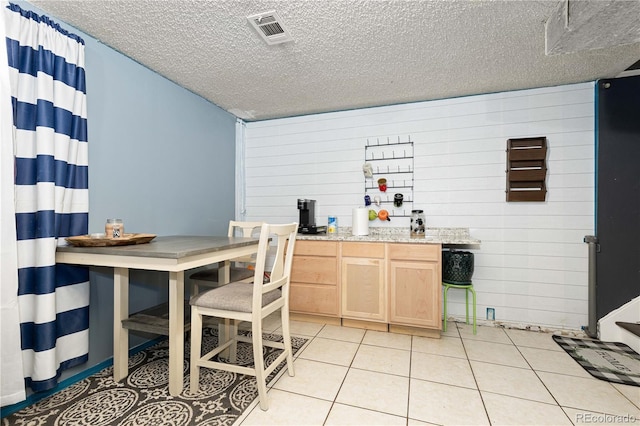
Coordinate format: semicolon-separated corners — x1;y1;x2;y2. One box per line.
442;280;476;334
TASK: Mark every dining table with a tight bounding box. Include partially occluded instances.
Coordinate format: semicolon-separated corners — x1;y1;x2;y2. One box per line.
55;235;261;396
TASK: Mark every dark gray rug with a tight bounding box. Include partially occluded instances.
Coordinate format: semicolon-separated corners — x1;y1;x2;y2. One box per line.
553;335;640;387
3;329;307;425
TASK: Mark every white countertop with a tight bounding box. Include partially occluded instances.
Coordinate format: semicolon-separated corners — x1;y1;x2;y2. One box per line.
296;227;481;245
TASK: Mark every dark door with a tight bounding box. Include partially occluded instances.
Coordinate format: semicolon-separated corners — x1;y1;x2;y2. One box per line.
595;75;640;320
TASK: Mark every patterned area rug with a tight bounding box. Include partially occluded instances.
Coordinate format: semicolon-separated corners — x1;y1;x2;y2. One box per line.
3;329;307;425
553;335;640;387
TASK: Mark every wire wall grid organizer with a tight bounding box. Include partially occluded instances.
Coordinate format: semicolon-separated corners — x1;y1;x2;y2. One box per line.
365;136;414;218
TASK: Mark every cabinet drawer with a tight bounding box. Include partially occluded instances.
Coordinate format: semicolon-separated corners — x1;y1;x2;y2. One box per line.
342;242;385;258
388;243;440;261
290;283;339;316
294;240;338;257
291;256;338;285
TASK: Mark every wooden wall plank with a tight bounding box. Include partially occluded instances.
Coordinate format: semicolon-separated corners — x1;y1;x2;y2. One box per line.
242;82;595;330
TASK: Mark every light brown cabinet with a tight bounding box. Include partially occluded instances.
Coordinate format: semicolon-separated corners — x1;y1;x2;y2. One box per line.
290;239;442;335
388;243;442;329
341;242;386;322
290;240;339;318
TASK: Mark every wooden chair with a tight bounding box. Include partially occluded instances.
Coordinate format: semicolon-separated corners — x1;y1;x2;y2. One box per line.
189;221;264;295
189;222;298;410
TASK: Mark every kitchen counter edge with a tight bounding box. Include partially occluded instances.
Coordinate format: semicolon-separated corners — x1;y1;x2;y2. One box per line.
295;228;480;245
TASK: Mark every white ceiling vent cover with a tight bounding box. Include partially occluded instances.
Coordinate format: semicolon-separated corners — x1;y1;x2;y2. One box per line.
247;11;294;45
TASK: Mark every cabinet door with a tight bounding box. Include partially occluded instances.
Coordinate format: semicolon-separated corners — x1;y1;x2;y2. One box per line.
389;260;441;328
341;257;386;321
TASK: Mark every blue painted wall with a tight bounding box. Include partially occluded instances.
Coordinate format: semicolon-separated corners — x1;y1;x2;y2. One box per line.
19;1;237;383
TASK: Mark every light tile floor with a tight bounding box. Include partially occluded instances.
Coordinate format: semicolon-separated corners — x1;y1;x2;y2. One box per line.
236;316;640;426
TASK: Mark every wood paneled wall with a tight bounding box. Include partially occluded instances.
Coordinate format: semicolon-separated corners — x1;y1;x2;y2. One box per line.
242;82;595;330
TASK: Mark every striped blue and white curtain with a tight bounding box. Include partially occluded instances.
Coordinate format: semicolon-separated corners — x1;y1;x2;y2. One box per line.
1;2;89;402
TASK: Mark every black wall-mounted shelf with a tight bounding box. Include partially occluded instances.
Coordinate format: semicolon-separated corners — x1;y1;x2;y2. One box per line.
505;137;547;202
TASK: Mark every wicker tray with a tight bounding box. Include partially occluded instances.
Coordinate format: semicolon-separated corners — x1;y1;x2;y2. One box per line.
65;233;157;247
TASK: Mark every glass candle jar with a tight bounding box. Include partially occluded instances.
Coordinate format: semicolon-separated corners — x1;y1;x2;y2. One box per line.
105;218;124;238
410;210;425;236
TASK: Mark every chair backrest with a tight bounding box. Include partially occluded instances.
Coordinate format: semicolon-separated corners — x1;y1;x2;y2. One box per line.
251;222;298;312
228;221;264;238
228;221;264;264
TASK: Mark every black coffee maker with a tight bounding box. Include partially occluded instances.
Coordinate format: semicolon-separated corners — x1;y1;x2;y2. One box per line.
297;199;326;234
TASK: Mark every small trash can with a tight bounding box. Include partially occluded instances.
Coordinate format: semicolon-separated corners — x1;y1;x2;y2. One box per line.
442;250;474;284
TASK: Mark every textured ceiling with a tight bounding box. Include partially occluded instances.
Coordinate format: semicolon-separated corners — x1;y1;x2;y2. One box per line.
28;0;640;121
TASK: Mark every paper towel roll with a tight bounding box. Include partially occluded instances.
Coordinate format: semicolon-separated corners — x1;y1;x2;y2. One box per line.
352;207;369;236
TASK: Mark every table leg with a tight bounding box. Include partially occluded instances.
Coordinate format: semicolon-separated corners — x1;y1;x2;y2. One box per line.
218;260;231;358
168;270;185;396
219;260;230;284
113;267;129;382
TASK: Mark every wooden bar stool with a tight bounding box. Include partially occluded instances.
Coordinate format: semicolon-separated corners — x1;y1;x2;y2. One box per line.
188;221;264;295
189;222;299;410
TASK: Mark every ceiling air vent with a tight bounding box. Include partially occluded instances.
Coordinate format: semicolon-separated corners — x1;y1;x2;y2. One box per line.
247;11;294;45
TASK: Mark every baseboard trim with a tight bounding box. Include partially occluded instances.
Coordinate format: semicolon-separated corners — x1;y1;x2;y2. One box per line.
290;312;341;326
